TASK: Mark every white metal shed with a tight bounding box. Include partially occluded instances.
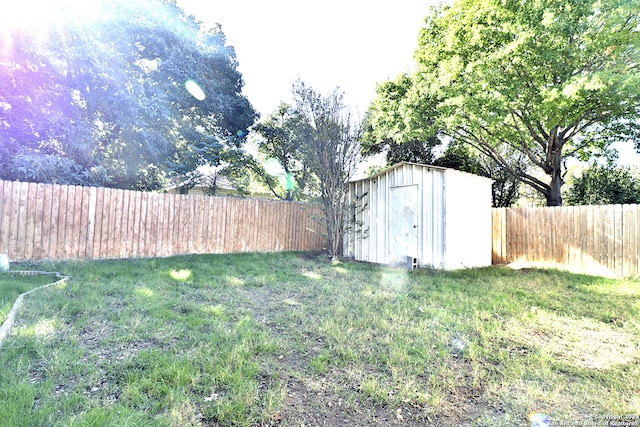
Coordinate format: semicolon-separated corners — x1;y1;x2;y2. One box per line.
344;162;493;270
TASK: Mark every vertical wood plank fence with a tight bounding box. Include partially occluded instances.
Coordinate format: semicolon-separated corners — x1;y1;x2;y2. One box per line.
0;180;326;262
492;205;639;278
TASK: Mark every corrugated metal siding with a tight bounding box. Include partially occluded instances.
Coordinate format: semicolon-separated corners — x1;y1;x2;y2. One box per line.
420;167;446;268
344;162;491;269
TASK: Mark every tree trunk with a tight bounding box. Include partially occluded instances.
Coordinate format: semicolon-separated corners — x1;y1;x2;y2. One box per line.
546;169;563;206
545;127;564;206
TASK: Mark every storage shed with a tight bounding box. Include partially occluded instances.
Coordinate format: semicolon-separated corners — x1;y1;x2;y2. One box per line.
344;162;493;270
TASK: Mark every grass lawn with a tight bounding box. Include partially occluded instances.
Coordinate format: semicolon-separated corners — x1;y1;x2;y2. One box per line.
0;252;638;426
0;272;60;326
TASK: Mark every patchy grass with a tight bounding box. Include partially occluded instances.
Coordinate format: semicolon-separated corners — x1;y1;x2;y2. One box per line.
0;253;638;426
0;273;57;325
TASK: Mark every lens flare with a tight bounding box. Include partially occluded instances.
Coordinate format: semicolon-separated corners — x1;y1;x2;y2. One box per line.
185;79;205;101
529;412;551;427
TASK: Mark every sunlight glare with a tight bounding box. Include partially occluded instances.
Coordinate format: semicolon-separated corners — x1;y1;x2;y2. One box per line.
529;412;552;427
134;286;154;297
169;269;192;281
302;271;322;280
17;317;58;338
263;158;285;176
225;275;245;286
506;308;638;370
34;318;57;336
332;266;348;275
380;268;409;295
204;304;225;317
185;80;206;101
0;0;101;30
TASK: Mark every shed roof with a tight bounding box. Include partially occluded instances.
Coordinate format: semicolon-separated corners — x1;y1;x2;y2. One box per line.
349;161;493;184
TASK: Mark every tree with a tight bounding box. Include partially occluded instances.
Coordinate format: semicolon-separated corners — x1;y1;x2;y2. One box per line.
433;141;523;207
370;0;640;206
0;0;256;190
291;81;361;260
175;148;259;197
565;163;640;206
362;74;441;164
253;103;315;200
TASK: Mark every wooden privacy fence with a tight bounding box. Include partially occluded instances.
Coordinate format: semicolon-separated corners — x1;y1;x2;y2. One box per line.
493;205;640;278
0;180;326;262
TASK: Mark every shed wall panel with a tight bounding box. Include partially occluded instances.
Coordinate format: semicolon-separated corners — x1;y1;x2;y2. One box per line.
345;162;491;269
443;170;493;269
420;169;446;268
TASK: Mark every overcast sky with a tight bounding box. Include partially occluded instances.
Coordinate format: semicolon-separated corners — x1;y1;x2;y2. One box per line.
177;0;439;119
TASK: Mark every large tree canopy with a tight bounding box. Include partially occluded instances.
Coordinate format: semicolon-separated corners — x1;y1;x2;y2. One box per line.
368;0;640;206
362;74;441;165
0;0;256;190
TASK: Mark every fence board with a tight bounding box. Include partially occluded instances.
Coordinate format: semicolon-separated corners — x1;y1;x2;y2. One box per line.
119;190;130;258
23;183;36;260
14;183;28;260
0;180;326;263
568;207;579;270
625;205;640;276
47;185;60;258
149;192;160;257
270;201;279;251
161;193;172;257
613;205;623;276
174;194;183;255
636;206;640;275
141;190;151;257
225;198;236;253
491;209;500;263
83;187;94;259
492;204;640;277
132;190;142;257
181;195;189;254
32;184;45;260
623;205;634;276
583;206;593;271
111;189;123;259
203;197;213;253
602;205;612;274
91;187;103;259
103;188;116;259
107;189;117;258
156;193;166;257
70;186;79;258
213;198;222;252
185;196;195;254
141;192;151;258
0;182;10;254
196;196;205;253
53;185;65;259
260;200;269;251
498;208;506;263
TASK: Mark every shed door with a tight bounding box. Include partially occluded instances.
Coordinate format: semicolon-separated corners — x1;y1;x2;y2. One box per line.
388;185;419;263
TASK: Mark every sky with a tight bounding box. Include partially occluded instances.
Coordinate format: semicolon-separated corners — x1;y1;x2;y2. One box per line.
176;0;439;119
